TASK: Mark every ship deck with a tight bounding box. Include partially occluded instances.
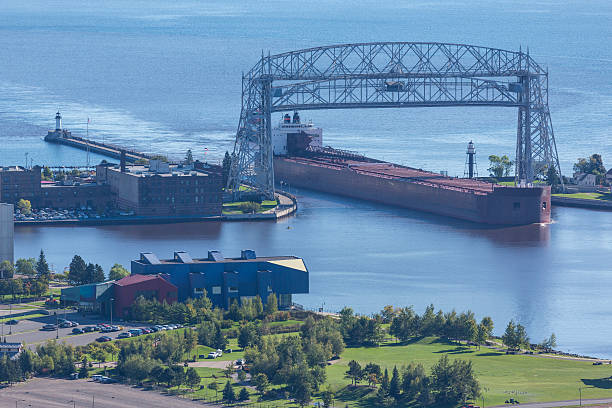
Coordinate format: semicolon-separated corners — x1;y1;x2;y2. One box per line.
283;155;500;195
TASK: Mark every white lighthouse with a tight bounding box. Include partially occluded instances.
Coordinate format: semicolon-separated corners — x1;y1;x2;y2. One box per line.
45;111;72;141
55;111;62;131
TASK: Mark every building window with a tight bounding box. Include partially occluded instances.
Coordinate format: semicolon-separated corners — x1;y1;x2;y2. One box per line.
542;201;547;210
228;286;239;293
194;287;204;294
212;286;221;295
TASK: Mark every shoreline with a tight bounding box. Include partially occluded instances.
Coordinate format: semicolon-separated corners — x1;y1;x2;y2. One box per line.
15;190;298;227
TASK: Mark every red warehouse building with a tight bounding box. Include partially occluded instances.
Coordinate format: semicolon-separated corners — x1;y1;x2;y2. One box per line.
112;274;178;318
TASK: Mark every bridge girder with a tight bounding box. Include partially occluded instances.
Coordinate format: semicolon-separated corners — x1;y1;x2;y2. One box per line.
228;42;562;198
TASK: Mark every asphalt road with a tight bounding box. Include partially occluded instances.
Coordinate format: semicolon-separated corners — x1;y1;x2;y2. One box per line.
0;377;219;408
2;310;152;348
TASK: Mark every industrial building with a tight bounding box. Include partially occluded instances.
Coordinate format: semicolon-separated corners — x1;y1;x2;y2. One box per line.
60;281;115;313
0;342;23;359
131;250;309;309
95;159;223;216
0;203;14;264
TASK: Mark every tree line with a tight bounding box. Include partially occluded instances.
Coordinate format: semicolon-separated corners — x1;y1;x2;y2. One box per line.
0;250;50;299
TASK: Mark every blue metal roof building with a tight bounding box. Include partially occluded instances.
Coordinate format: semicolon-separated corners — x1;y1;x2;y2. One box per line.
130;250;309;309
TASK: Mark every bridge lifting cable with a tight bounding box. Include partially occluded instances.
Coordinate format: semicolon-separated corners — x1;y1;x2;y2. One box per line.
227;42;563;199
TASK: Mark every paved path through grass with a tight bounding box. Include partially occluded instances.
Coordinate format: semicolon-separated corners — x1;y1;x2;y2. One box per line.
490;397;612;407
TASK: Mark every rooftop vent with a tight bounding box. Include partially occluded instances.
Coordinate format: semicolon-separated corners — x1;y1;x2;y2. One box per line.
241;250;256;260
174;251;193;263
140;252;161;265
208;251;224;262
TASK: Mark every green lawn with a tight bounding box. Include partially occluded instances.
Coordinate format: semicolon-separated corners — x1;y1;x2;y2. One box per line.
553;192;612;201
222;200;278;215
0;313;46;323
323;337;612;407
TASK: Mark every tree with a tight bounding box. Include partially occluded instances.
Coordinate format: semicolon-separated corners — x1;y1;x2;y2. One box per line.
208;381;219;398
253;372;269;394
185;149;194;165
89;264;105;283
222;151;232;186
42;166;53;180
185;367;201;390
223;362;234;379
0;260;15;279
321;389;334;408
238;322;259;349
265;293;278;315
488;155;514;178
16;258;36;276
238;387;250;401
17;199;31;215
78;357;89;379
345;360;363;386
539;333;557;352
574;154;606;184
68;255;87;285
475;324;487;349
108;263;129;281
222;380;236;402
389;366;401;400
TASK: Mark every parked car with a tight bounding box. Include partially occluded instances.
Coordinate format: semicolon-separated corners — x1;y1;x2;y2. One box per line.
117;332;132;339
72;328;84;334
96;336;112;342
149;326;159;332
236;359;246;366
41;324;58;331
110;325;120;332
207;352;218;359
100;376;117;384
59;321;73;328
140;328;151;334
128;328;143;336
83;326;96;333
70;321;79;327
216;349;223;356
92;374;103;382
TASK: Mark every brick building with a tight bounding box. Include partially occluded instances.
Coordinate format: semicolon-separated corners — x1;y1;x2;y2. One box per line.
0;166;111;210
110;274;178;318
96;160;222;216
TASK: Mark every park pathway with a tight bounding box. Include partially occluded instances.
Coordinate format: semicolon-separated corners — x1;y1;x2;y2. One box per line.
490;397;612;407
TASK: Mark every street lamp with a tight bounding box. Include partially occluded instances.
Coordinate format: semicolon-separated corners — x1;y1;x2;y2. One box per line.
55;311;59;339
8;303;12;335
579;387;583;406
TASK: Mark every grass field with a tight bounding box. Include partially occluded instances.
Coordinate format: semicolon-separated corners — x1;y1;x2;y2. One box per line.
222;200;278;214
553;192;612;201
0;313;46;323
323;337;612;407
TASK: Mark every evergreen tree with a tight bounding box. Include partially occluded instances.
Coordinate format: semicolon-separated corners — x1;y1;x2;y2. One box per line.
93;264;105;283
68;255;87;285
213;326;228;350
380;368;390;394
238;387;250;401
222;380;236;402
222;151;232;186
36;249;50;277
389;365;401;399
345;360;363;386
185;367;201;390
79;357;89;379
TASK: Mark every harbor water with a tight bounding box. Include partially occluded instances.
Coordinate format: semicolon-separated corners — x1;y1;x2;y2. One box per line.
2;0;612;357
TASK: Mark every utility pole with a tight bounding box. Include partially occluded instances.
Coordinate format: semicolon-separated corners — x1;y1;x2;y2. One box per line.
109;298;114;326
8;303;12;335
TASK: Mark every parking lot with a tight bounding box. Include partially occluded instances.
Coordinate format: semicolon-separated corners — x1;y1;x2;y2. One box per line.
3;310;151;348
0;377;216;407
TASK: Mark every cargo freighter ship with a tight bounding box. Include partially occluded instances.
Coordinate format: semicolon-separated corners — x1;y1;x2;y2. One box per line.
272;112;551;225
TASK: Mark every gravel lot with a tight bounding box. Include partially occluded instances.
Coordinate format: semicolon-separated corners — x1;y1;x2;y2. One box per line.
0;377;219;408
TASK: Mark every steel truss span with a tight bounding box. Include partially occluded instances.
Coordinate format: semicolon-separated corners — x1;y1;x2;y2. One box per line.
228;42;562;198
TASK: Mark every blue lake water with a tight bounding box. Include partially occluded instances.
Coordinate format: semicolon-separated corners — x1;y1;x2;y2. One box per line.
2;0;612;357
